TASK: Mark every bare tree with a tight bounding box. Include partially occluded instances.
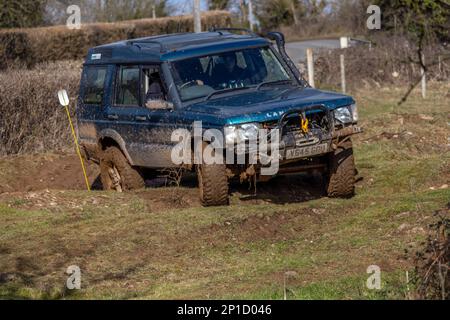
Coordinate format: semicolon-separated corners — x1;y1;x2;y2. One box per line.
377;0;450;104
290;0;299;26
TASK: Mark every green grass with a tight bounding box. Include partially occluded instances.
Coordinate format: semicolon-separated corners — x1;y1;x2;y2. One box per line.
237;271;412;300
0;84;449;299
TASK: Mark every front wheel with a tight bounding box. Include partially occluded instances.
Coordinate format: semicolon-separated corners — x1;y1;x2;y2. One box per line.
325;139;356;198
196;144;229;206
197;163;229;206
100;146;145;191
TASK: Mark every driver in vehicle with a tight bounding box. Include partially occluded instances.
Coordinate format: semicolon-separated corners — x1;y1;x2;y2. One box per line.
213;52;247;88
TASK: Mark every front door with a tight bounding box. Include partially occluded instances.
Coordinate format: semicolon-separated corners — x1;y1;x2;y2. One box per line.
105;64;178;168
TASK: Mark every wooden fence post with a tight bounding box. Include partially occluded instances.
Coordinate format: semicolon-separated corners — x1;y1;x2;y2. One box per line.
421;54;426;99
340;54;346;94
193;0;201;33
306;48;315;88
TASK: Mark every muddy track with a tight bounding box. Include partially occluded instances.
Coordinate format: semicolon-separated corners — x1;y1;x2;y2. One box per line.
0;153;329;211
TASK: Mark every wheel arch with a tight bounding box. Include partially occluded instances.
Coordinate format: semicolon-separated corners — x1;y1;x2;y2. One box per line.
98;129;135;166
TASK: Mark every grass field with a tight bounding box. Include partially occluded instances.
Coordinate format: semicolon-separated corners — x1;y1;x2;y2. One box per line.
0;83;449;299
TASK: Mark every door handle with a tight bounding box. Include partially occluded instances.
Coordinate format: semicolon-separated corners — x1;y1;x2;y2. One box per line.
107;114;119;120
135;116;147;121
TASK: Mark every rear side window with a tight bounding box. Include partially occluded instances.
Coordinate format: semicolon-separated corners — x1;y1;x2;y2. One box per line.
82;66;107;105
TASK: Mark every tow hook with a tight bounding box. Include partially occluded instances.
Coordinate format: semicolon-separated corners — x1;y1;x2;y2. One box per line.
333;126;363;139
332;126;363;149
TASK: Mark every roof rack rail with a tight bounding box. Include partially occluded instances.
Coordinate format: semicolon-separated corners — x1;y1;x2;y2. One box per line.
209;27;258;37
127;39;167;52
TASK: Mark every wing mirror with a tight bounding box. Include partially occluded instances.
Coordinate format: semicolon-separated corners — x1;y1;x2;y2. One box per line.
145;99;174;110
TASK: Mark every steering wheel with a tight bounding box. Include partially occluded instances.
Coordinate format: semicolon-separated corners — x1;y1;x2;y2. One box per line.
219;80;245;89
179;80;201;90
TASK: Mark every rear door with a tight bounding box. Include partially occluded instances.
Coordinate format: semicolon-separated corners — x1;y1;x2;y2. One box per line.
77;65;108;147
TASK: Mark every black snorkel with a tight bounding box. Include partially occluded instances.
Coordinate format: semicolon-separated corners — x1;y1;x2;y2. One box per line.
264;31;309;87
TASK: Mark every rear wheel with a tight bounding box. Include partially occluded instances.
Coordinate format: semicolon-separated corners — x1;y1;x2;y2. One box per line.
100;146;144;191
196;144;229;206
325;139;356;198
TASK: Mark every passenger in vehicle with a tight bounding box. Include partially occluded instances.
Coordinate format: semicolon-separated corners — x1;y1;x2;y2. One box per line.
121;77;140;105
145;71;164;102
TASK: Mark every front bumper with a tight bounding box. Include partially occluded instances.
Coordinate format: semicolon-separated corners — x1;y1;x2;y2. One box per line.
278;124;363;161
231;103;362;163
230;123;363;164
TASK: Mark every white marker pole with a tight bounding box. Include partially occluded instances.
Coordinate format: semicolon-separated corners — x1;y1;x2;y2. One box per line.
58;90;91;191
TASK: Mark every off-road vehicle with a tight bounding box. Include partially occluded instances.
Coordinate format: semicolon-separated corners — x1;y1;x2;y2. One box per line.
76;29;362;206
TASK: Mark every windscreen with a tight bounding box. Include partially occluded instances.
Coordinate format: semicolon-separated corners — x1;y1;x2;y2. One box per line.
171;47;291;102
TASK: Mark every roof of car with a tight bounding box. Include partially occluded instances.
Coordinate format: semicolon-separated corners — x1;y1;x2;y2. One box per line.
84;31;271;65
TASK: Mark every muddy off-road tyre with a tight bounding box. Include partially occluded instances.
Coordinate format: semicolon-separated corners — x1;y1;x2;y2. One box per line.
325;139;356;198
100;146;145;191
197;162;229;206
196;144;229;206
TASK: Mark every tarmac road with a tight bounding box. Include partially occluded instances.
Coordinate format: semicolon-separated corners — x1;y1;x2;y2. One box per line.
285;39;341;63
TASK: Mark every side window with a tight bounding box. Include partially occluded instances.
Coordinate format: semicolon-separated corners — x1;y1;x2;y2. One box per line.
142;66;166;102
82;66;107;105
115;66;140;106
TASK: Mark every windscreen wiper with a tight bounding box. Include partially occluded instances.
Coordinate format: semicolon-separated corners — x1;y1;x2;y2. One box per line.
256;79;294;91
205;86;252;101
205;80;295;101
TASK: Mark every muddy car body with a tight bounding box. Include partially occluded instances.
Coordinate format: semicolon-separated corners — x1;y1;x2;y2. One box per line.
77;29;362;206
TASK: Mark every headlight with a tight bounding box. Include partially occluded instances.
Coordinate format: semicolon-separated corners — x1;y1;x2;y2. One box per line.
225;123;260;145
334;104;358;124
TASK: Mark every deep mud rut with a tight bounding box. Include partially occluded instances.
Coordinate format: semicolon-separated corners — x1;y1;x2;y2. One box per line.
0;153;327;211
0;153;100;193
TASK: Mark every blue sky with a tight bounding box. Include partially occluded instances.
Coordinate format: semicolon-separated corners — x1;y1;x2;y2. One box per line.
166;0;335;15
167;0;211;15
166;0;243;16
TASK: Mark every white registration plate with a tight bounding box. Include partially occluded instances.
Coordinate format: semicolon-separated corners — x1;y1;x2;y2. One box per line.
285;143;329;160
